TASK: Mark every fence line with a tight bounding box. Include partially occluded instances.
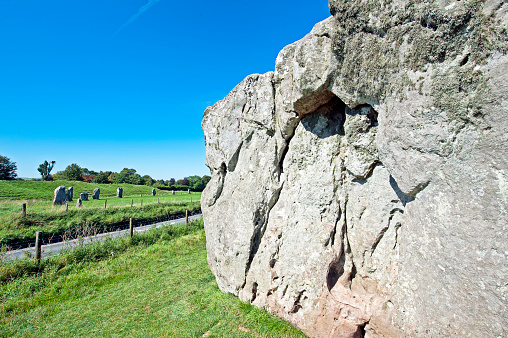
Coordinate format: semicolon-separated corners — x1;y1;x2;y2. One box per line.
1;207;202;252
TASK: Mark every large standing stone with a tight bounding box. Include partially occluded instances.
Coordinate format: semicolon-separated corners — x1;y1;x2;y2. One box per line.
92;188;100;200
53;186;66;205
152;188;156;196
117;188;123;198
80;192;88;201
76;198;82;208
65;186;73;202
202;2;508;337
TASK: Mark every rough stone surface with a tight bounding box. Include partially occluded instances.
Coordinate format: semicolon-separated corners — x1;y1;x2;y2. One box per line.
65;186;73;202
202;1;508;337
92;188;100;200
117;188;123;198
152;188;156;196
80;192;88;201
76;198;82;208
53;186;66;205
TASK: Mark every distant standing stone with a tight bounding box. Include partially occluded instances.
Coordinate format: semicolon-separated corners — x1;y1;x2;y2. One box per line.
172;190;175;195
80;192;89;201
117;188;123;198
92;188;100;200
54;186;66;205
76;198;82;208
188;189;191;194
65;186;73;201
152;188;156;196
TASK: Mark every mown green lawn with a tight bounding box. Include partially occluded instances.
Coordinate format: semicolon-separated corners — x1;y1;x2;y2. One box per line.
0;220;304;337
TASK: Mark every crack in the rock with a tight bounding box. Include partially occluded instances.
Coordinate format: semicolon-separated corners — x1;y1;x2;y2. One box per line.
371;209;404;256
243;182;285;283
251;282;258;302
351;160;381;182
278;121;299;176
290;289;306;314
328;205;342;247
227;141;243;172
207;162;227;207
241;118;275;136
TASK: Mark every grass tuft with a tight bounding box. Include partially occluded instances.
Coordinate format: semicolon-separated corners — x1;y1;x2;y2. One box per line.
0;219;305;337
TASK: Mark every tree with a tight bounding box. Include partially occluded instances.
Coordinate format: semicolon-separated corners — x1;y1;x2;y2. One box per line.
108;172;118;183
169;178;176;186
37;160;55;181
141;175;154;186
190;175;211;191
114;168;142;185
180;177;190;186
187;175;201;188
93;171;112;184
155;179;166;186
82;168;98;175
54;163;83;181
0;155;17;180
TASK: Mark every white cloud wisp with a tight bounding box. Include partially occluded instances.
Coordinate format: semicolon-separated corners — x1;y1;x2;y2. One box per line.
113;0;163;36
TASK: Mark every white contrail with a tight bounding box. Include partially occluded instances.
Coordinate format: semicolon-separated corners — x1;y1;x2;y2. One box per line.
113;0;162;36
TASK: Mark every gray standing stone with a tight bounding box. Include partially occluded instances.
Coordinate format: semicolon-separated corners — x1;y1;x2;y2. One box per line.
76;198;82;208
65;186;73;201
172;190;175;195
53;186;66;205
80;192;88;201
188;189;191;194
117;188;123;198
92;188;100;200
202;4;508;337
152;188;156;196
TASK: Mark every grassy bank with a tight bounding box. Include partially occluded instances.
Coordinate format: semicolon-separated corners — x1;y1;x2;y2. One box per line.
0;220;304;337
0;180;172;201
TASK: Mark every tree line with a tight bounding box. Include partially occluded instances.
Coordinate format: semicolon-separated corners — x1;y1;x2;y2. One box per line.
0;156;211;192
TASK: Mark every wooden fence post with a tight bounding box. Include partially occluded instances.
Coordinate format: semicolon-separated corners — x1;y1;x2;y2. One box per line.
22;203;26;217
131;199;133;207
191;197;192;203
186;210;189;226
65;203;68;212
104;199;107;209
158;197;159;204
129;218;134;238
35;231;42;263
141;199;143;207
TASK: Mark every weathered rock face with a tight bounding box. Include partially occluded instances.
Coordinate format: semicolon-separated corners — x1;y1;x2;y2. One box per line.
53;186;66;205
152;188;156;196
92;188;100;200
80;192;88;201
202;1;507;337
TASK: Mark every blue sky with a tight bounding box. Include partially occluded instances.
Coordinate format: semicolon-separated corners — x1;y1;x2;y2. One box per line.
0;0;330;180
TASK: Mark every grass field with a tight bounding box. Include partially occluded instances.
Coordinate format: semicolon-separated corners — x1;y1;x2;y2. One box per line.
0;220;304;337
0;180;175;201
0;181;202;247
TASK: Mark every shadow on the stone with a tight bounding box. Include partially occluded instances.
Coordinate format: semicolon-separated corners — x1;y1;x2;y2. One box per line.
301;95;346;138
389;175;415;206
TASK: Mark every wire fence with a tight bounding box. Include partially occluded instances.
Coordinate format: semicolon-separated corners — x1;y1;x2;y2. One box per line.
1;208;202;252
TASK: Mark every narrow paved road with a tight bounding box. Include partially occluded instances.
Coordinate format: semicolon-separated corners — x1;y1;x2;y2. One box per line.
2;214;202;262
